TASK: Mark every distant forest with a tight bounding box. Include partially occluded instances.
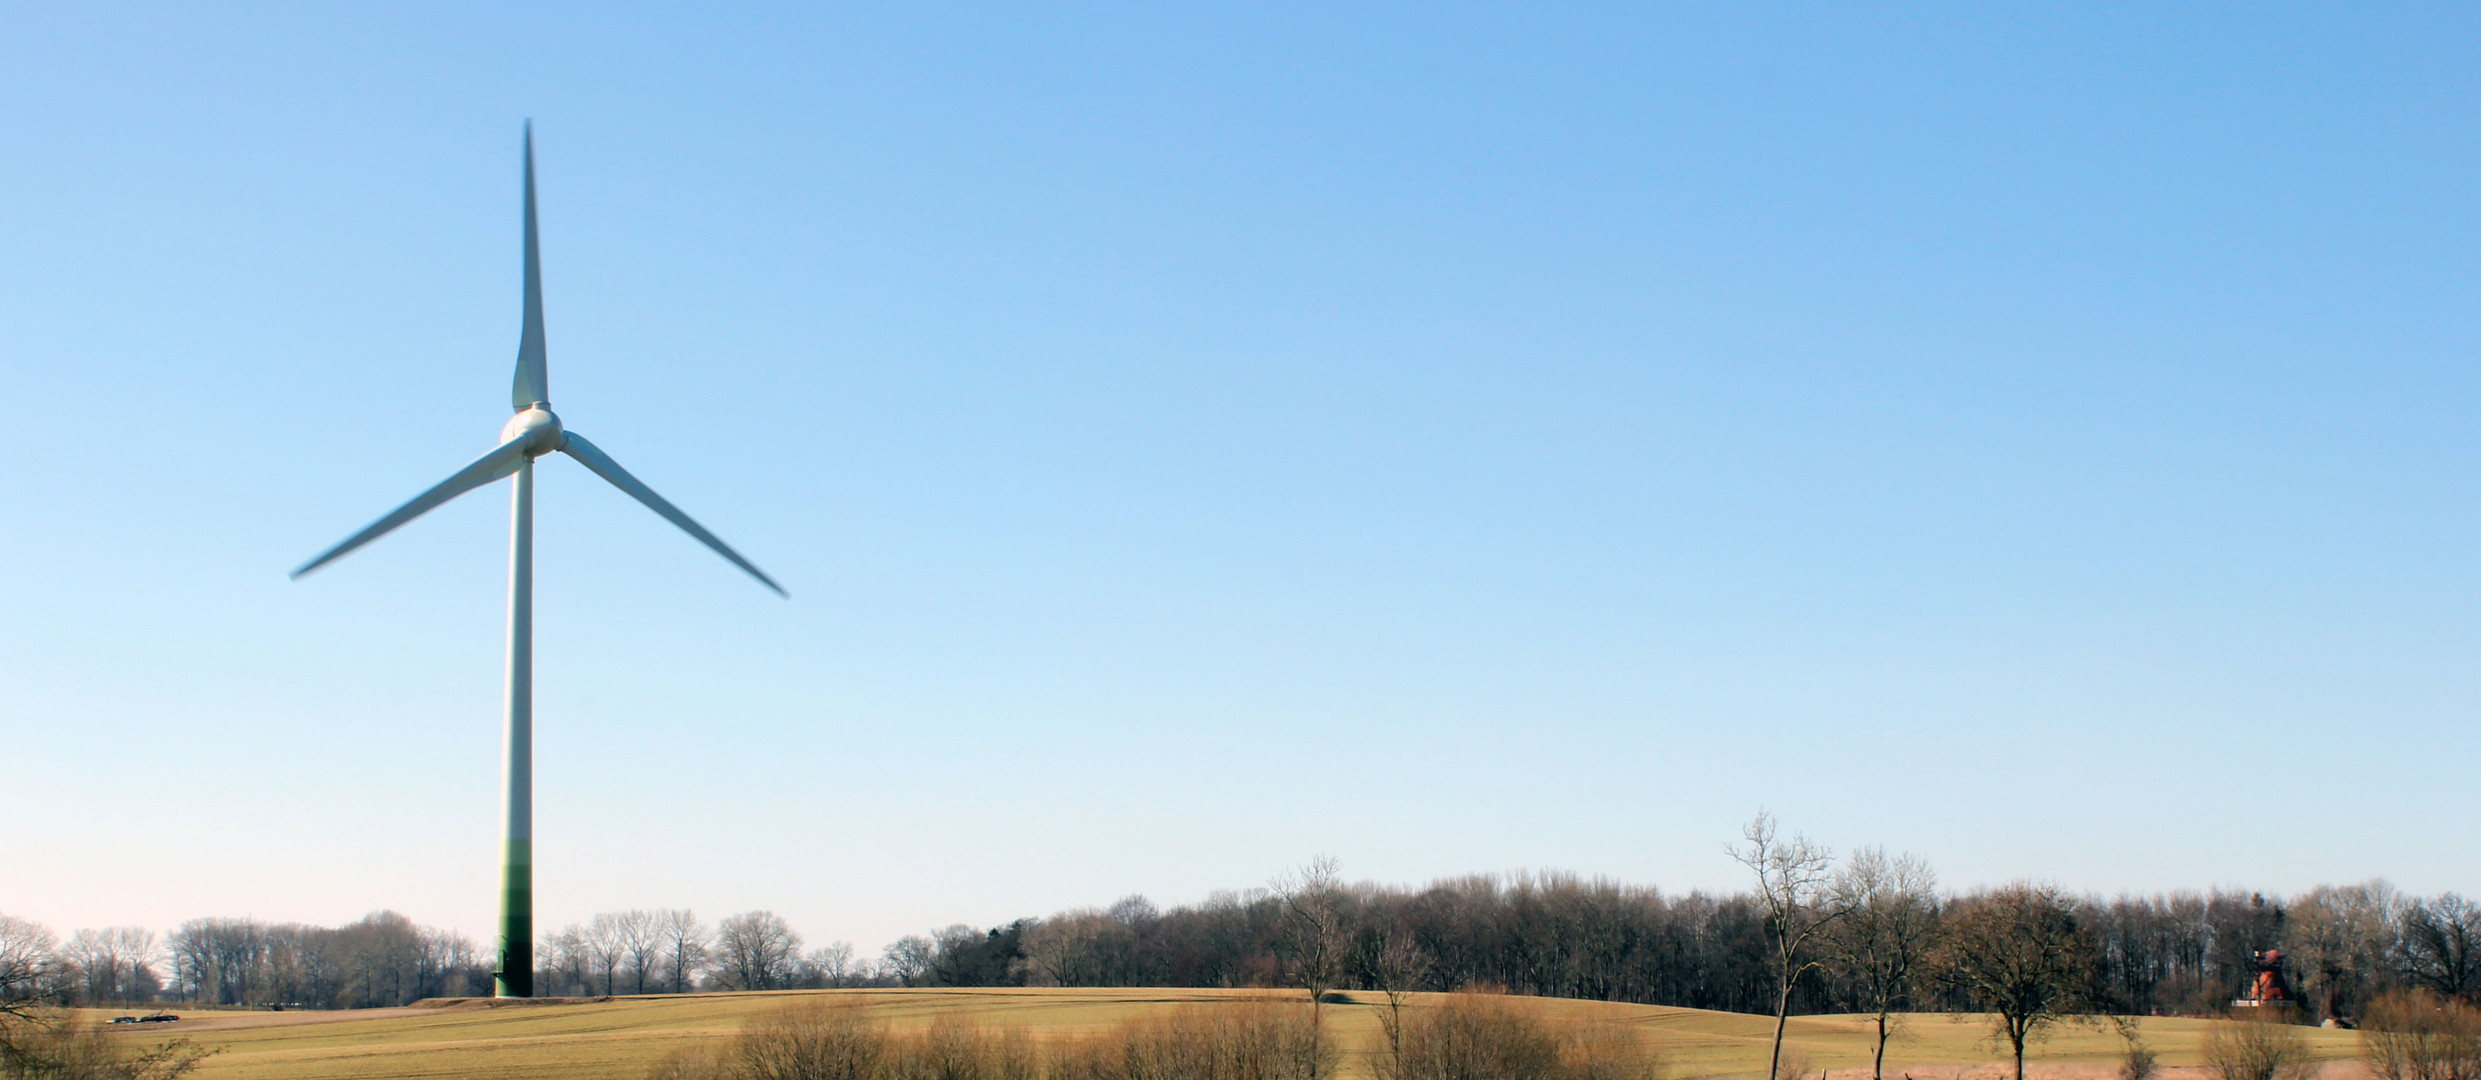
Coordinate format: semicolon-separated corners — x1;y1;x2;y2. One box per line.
6;862;2472;1022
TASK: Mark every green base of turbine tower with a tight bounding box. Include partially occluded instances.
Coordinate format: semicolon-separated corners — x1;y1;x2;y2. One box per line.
495;839;533;998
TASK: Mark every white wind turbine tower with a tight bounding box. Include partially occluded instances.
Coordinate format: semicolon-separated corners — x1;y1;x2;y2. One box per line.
293;124;785;998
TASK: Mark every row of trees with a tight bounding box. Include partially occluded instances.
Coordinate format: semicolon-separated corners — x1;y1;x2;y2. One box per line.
876;855;2473;1024
531;910;872;997
6;825;2472;1034
0;909;881;1009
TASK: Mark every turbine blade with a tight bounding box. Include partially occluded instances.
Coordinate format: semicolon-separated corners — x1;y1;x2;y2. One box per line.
511;121;548;411
291;437;531;579
558;431;787;597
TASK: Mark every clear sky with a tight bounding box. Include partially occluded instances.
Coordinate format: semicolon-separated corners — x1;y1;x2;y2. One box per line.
3;3;2475;956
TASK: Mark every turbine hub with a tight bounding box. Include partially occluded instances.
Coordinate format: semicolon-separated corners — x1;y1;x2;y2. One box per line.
501;404;564;458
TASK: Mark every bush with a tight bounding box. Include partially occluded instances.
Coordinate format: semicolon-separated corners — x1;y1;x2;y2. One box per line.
1553;1017;1662;1080
2117;1034;2159;1080
2361;989;2481;1080
648;995;1330;1080
1102;998;1331;1080
2201;1012;2314;1080
0;1016;210;1080
741;997;888;1080
1379;992;1657;1080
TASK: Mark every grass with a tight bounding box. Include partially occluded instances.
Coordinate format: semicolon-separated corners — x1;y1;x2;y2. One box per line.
77;988;2368;1080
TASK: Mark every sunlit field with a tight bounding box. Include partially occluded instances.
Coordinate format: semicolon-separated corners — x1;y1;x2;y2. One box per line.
81;987;2367;1080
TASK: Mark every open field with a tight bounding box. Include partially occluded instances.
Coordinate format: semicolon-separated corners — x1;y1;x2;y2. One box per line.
83;988;2369;1080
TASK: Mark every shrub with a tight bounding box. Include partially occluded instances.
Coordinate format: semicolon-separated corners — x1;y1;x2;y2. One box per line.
1552;1016;1662;1080
0;1016;210;1080
2201;1012;2314;1080
650;995;1329;1080
739;997;888;1080
1108;998;1331;1080
876;1015;1040;1080
2361;989;2481;1080
646;1042;734;1080
2117;1033;2159;1080
1379;992;1658;1080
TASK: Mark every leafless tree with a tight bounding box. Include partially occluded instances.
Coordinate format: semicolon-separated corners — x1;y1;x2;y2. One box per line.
2402;894;2480;1000
882;935;936;987
582;913;629;996
1731;811;1843;1080
613;910;660;995
1023;912;1106;988
657;910;709;994
417;926;478;1000
1275;856;1352;1080
1365;928;1434;1079
1827;847;1939;1080
0;915;59;1024
336;911;424;1007
168;917;267;1006
803;942;853;988
0;914;63;1073
546;924;592;997
2287;880;2398;1021
1276;857;1350;993
1939;882;2101;1080
59;931;107;1005
715;911;802;991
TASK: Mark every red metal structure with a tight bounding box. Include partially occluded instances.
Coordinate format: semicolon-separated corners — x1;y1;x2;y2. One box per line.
2234;948;2295;1008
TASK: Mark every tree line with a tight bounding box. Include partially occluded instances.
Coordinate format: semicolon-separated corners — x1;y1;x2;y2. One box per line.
884;867;2472;1024
4;826;2472;1031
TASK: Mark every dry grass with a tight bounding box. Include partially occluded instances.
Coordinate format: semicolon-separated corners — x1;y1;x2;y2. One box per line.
77;988;2368;1080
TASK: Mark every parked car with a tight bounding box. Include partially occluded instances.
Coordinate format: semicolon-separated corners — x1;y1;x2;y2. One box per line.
136;1013;178;1024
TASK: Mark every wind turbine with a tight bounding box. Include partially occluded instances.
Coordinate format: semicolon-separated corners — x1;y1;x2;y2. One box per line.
292;124;784;998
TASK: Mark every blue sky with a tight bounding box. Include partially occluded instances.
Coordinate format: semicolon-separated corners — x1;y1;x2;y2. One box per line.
3;2;2475;953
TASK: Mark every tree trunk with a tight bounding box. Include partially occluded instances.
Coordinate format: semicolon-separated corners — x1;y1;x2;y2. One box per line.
1771;984;1794;1080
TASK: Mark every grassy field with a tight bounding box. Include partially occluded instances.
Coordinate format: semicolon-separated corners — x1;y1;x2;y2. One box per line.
82;988;2369;1080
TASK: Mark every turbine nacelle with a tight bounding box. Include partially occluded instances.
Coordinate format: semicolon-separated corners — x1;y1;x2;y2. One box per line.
501;404;564;458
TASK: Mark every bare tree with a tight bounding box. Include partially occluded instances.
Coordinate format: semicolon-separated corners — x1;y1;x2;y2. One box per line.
168;917;267;1006
0;914;61;1073
1827;848;1940;1080
2402;894;2480;1000
1939;882;2101;1080
63;929;127;1004
582;913;630;996
416;926;477;1000
1276;857;1350;994
1023;912;1104;988
657;910;709;994
546;925;592;997
2287;880;2398;1021
0;915;58;1024
882;935;936;987
805;942;859;988
1365;929;1434;1080
1731;811;1843;1080
614;910;660;995
1276;856;1352;1080
715;911;802;991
